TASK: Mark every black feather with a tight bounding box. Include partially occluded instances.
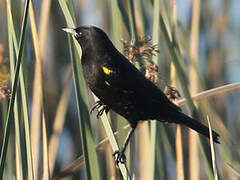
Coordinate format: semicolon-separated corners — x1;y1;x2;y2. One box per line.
63;25;220;164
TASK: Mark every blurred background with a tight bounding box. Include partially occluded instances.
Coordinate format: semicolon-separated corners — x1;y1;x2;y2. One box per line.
0;0;240;179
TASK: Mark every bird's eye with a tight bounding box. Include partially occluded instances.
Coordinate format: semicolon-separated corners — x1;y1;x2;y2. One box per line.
75;32;82;38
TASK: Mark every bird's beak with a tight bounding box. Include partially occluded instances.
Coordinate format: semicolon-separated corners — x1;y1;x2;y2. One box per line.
62;28;78;37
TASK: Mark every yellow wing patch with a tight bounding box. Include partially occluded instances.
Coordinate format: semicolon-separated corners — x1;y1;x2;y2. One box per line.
102;66;113;75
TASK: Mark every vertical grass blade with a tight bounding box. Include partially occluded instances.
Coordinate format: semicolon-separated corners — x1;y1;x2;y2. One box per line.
159;15;196;114
176;125;184;180
11;3;35;178
207;117;218;180
170;3;185;179
138;123;151;179
0;0;30;178
68;36;101;180
126;0;137;41
189;0;201;179
110;0;129;175
48;68;71;176
29;1;51;178
58;1;101;179
149;0;160;179
6;2;23;179
42;114;50;179
93;95;132;180
39;0;51;57
116;0;131;34
110;0;122;50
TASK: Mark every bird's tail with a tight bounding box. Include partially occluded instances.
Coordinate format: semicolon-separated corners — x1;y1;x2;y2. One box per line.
160;111;220;143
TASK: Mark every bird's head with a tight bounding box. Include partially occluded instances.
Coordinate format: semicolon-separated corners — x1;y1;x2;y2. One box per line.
62;26;110;49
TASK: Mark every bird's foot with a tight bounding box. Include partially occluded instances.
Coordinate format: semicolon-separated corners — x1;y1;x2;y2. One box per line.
90;101;109;118
96;105;109;118
90;101;103;114
113;149;126;164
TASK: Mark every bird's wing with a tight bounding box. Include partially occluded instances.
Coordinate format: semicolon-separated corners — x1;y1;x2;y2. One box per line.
101;53;181;112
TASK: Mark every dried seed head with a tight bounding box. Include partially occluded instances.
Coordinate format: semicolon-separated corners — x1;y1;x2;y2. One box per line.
121;39;138;63
121;37;180;100
145;62;158;84
137;36;159;59
121;36;159;65
0;84;11;102
121;36;160;83
0;44;10;102
164;85;181;101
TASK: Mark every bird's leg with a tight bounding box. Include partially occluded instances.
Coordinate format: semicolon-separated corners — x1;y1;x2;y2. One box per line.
90;100;109;118
113;124;137;164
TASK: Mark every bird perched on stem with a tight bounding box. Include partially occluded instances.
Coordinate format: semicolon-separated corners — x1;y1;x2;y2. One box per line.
63;25;220;164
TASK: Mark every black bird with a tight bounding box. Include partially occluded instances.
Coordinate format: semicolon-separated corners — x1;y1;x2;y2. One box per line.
63;26;220;164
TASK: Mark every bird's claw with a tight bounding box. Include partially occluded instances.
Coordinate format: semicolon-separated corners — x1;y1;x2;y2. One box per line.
96;106;105;118
113;150;126;164
90;101;103;114
90;101;109;118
